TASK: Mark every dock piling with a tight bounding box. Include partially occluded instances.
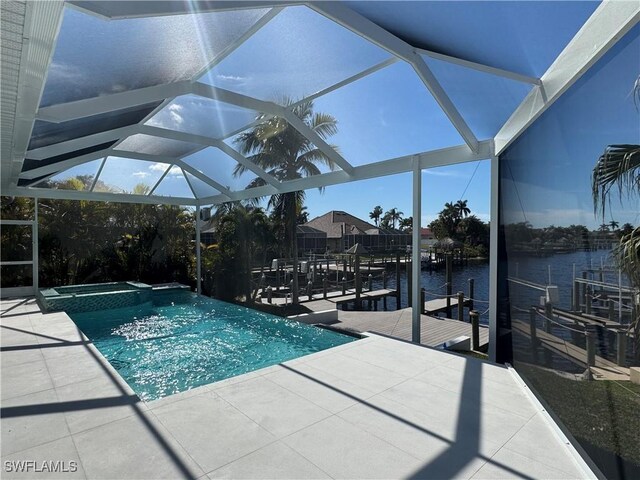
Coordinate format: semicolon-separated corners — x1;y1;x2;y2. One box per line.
470;310;479;351
457;292;464;322
616;330;627;367
468;278;474;311
586;330;596;371
529;307;538;361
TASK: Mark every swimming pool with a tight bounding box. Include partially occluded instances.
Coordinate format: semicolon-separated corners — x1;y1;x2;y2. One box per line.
69;290;357;401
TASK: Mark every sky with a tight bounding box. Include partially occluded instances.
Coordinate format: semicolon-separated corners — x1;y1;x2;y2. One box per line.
40;2;639;229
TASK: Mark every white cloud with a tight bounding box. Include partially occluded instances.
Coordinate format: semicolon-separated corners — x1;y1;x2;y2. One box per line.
422;170;461;178
149;163;169;172
47;61;84;83
132;171;149;178
167;103;185;126
168;166;183;177
216;73;248;83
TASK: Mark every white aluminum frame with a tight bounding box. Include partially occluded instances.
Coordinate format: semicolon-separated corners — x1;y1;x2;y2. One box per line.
2;0;637;376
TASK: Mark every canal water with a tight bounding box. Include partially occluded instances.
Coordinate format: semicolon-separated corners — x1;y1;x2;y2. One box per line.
370;250;626;327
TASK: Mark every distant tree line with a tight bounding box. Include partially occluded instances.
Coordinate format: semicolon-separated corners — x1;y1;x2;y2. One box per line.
369;206;412;232
428;200;490;257
1;189;196;289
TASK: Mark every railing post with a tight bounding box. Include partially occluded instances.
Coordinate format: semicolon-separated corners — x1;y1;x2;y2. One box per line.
307;280;313;301
468;278;474;311
529;307;538;362
266;286;272;304
573;280;580;312
616;330;627;367
323;276;328;299
368;273;373;292
608;299;615;321
445;254;453;317
342;276;346;295
382;271;387;289
586;330;596;374
581;271;587;312
470;310;479;351
544;301;553;333
395;252;401;310
406;259;412;306
457;291;464;322
585;286;592;315
355;254;362;310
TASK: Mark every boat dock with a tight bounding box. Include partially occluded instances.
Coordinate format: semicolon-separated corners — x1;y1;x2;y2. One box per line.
512;319;630;380
319;307;489;349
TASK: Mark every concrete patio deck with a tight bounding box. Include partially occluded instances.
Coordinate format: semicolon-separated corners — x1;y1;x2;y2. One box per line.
1;297;592;479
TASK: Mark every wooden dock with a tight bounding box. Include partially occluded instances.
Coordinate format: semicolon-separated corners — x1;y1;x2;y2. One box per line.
512;319;629;380
538;306;624;330
424;297;470;315
267;288;397;307
328;308;489;349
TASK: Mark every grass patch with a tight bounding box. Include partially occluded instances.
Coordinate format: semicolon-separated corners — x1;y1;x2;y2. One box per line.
518;363;640;467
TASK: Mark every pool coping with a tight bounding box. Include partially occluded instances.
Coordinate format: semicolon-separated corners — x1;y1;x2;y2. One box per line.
2;296;596;480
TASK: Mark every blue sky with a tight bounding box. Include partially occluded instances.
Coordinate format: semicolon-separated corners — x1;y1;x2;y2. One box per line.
43;2;638;229
303;161;491;227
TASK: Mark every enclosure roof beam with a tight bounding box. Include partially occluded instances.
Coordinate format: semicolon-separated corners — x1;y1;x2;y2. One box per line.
5;185;202;206
308;1;480;153
67;1;302;20
19;149;111;180
199;140;492;205
3;1;66;191
36;82;192;123
190;83;355;175
416;48;542;86
494;0;640;155
26;125;136;160
109;148;234;200
137;124;281;190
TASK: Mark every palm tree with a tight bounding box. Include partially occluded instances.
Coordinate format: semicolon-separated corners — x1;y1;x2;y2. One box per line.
609;220;620;231
369;206;383;226
296;205;309;225
592;76;640;358
385;208;404;230
598;223;610;233
233;98;339;304
399;217;413;233
455;199;471;219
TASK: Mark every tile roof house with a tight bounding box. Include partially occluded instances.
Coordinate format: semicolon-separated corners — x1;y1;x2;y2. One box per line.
304;211;411;252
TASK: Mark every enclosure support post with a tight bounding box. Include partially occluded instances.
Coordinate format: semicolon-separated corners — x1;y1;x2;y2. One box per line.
196;206;201;295
488;152;499;362
33;199;39;292
411;156;422;343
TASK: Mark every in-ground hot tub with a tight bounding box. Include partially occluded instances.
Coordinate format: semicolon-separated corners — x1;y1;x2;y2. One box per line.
37;281;189;313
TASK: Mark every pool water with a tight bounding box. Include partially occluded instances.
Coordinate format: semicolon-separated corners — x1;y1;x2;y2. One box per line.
70;291;356;401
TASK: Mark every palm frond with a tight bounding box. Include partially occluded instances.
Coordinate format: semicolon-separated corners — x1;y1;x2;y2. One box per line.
297;149;336;171
613;226;640;293
311;113;338;140
592;144;640;218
